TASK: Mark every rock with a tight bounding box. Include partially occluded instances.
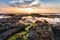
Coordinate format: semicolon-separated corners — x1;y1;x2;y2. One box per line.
28;20;55;40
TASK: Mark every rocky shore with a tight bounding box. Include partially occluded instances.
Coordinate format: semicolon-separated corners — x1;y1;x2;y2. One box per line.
0;14;60;40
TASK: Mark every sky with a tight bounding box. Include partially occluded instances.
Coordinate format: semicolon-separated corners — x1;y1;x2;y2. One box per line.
0;0;60;7
0;0;60;13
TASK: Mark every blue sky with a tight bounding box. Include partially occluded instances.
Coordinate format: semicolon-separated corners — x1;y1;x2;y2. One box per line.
0;0;60;7
0;0;59;3
0;0;60;13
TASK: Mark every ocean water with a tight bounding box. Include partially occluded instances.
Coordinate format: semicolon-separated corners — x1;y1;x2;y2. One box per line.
0;15;11;19
0;15;60;25
22;16;60;24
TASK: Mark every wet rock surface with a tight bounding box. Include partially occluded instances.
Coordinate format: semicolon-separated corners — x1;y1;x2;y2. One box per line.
28;20;60;40
28;20;54;40
0;14;60;40
0;14;28;40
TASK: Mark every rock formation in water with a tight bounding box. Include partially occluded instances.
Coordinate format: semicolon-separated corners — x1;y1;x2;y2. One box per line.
0;14;60;40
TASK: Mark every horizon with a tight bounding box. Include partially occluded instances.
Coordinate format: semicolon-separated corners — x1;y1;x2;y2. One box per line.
0;0;60;13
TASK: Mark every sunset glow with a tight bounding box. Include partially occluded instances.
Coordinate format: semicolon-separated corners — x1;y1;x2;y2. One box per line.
25;8;33;12
17;7;60;14
0;7;60;14
0;0;60;14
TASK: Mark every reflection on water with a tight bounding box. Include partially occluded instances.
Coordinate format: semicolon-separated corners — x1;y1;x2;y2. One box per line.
0;15;11;19
0;14;60;40
0;15;60;25
21;16;60;24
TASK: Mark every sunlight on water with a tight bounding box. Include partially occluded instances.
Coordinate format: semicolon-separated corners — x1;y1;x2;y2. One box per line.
22;16;60;24
0;15;11;19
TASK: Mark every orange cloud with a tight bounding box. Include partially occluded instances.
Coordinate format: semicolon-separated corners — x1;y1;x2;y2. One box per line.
0;6;60;14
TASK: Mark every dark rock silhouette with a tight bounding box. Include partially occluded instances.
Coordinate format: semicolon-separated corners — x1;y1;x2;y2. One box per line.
0;14;29;40
28;20;60;40
0;14;60;40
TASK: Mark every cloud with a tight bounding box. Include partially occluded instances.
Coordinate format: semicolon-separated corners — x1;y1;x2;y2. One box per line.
0;0;60;8
8;0;39;6
0;3;10;7
43;3;60;8
8;0;25;6
8;0;48;7
0;0;60;13
9;1;17;4
30;0;40;6
0;7;60;13
19;0;24;3
0;2;60;13
25;0;33;1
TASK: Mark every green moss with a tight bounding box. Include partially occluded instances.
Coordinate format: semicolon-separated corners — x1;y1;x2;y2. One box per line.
8;23;36;40
8;34;17;40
